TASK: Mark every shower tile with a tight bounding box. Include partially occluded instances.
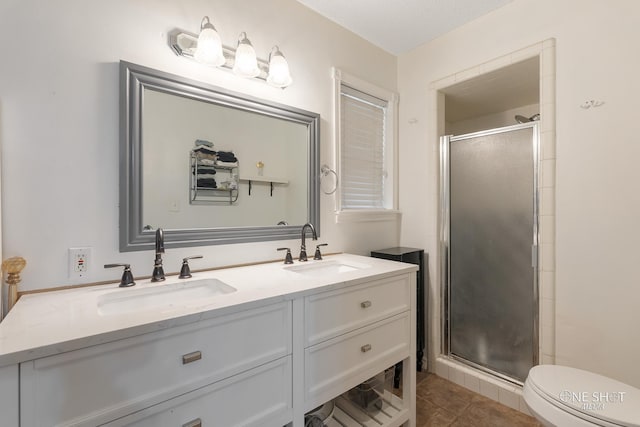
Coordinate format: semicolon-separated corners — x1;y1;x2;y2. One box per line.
541;75;556;104
540;187;555;216
540;102;556;134
541;297;555;328
542;353;555;364
540;130;556;160
480;54;512;74
541;243;556;271
541;159;556;189
479;378;500;401
511;44;541;63
519;396;533;416
542;38;556;49
540;214;555;245
449;366;466;387
435;359;449;378
455;67;480;83
541;323;555;355
541;50;556;77
432;74;456;90
499;387;520;410
464;373;480;393
540;271;555;299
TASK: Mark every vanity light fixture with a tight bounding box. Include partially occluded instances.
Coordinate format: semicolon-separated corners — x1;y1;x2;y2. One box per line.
232;32;260;78
193;16;225;66
267;46;293;88
169;17;292;88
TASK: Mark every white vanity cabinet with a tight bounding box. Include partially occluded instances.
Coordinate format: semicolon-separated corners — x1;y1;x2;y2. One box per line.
19;301;292;427
303;273;416;426
5;255;417;427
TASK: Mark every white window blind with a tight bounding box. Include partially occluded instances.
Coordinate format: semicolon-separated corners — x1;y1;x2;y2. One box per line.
340;84;388;209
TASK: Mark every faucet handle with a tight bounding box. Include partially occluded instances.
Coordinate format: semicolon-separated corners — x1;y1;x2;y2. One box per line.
179;255;203;279
277;248;294;264
313;243;328;260
104;263;136;288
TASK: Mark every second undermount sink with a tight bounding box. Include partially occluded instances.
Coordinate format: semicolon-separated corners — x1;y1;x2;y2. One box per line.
97;278;237;316
285;259;370;277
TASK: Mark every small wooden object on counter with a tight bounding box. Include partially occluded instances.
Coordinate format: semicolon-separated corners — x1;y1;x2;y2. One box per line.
2;256;26;312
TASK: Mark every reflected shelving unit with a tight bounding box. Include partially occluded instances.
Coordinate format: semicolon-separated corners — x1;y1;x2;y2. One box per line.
190;151;239;204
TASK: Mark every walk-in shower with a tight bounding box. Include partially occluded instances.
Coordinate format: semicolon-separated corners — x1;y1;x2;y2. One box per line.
440;123;539;384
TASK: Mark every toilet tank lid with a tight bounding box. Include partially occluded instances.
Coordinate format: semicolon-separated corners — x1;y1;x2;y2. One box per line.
528;365;640;427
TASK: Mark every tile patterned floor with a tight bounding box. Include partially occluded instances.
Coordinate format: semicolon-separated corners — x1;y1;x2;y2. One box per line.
415;372;543;427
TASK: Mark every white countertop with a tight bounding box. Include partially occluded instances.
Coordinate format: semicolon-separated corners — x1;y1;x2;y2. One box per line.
0;254;417;367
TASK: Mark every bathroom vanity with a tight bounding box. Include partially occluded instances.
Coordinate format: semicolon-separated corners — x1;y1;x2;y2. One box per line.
0;254;417;427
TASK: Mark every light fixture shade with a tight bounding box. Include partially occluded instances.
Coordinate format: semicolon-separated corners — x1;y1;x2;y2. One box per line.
232;32;260;78
194;16;225;67
267;46;292;88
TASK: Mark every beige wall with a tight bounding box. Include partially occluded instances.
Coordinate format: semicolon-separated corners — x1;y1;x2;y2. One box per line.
0;0;399;289
398;0;640;387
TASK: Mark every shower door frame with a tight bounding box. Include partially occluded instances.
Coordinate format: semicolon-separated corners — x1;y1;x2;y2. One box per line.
440;122;540;385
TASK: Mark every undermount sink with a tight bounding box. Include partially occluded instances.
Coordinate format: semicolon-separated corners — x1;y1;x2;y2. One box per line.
285;259;369;277
97;278;237;316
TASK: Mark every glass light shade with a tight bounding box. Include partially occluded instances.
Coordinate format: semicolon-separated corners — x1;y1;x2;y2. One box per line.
194;17;225;67
232;33;260;78
267;47;292;88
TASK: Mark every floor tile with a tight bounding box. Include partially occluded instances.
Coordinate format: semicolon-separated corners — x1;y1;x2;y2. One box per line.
414;373;542;427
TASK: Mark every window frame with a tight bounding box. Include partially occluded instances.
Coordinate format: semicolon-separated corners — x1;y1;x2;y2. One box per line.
332;68;400;222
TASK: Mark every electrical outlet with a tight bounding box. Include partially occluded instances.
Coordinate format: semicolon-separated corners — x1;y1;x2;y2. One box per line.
69;247;91;279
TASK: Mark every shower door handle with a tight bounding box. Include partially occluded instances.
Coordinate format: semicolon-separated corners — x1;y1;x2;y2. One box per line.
532;244;538;268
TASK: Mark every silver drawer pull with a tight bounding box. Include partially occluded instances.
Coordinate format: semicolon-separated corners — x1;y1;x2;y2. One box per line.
361;344;372;353
182;351;202;364
182;418;202;427
360;300;372;308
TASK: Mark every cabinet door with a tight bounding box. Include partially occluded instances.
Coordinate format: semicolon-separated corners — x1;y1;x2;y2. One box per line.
20;301;291;427
104;356;292;427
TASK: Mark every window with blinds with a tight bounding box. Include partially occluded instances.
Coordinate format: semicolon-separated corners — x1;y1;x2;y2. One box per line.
340;84;388;209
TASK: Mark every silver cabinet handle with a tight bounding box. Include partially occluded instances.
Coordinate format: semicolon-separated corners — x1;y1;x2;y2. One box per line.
361;344;372;353
360;300;372;308
182;418;202;427
182;351;202;364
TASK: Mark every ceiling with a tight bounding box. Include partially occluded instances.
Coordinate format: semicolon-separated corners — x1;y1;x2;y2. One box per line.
443;57;540;122
295;0;515;55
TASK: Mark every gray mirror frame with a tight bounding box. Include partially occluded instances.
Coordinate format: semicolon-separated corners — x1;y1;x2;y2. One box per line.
119;61;320;251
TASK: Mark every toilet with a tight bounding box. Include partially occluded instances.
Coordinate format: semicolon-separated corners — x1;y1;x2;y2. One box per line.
523;365;640;427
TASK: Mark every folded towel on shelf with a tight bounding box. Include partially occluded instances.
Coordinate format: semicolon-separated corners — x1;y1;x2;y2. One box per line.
215;160;239;167
192;167;217;175
195;139;213;147
193;146;217;160
197;158;216;166
196;178;217;188
195;173;217;180
216;151;238;163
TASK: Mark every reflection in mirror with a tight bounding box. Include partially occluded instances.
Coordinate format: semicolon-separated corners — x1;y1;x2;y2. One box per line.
120;61;320;251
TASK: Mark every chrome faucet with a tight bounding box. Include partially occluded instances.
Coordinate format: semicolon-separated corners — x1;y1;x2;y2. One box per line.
151;228;165;282
299;223;317;262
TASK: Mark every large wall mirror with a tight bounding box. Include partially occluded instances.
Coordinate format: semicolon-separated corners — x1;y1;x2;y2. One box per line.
120;61;320;251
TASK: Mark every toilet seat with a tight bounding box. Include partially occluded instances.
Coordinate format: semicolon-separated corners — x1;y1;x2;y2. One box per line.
524;365;640;427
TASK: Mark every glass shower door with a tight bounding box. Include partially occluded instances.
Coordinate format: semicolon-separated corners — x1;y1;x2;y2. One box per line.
441;124;538;382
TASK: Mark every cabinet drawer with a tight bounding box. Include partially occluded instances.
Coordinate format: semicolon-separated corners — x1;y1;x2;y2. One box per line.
20;301;291;427
305;313;410;405
305;274;410;346
104;356;292;427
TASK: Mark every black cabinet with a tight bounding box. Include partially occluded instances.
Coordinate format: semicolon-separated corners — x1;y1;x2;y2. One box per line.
371;247;426;373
